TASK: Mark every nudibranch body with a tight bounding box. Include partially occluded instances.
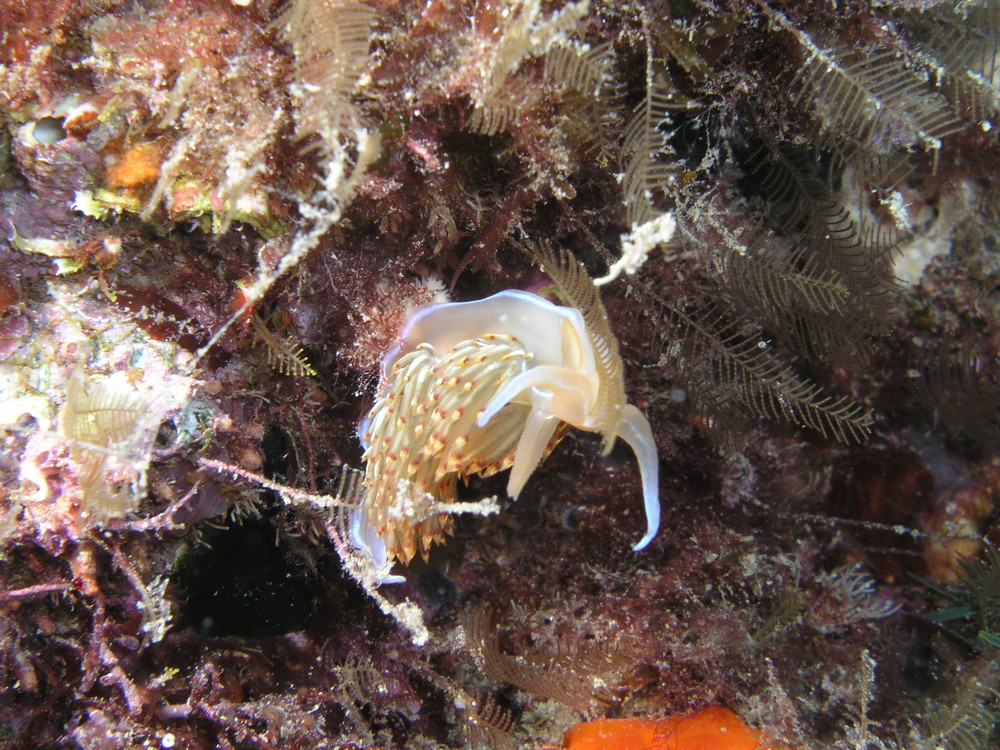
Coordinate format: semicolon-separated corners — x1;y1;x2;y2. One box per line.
355;286;660;566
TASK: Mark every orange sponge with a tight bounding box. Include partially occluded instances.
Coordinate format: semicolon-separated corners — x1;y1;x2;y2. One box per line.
562;706;769;750
105;142;162;190
562;717;657;750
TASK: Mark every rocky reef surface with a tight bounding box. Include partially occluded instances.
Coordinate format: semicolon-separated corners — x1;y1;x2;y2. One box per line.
0;0;998;747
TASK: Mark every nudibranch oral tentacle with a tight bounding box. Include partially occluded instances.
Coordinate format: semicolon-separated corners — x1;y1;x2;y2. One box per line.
357;283;661;568
477;365;596;428
507;398;562;500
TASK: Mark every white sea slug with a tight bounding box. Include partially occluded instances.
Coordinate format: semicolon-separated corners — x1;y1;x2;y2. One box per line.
354;252;660;567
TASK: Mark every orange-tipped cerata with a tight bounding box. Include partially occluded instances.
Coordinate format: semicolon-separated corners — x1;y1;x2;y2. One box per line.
562;706;769;750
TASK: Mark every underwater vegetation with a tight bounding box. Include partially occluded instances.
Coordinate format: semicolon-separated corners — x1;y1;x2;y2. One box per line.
0;0;999;747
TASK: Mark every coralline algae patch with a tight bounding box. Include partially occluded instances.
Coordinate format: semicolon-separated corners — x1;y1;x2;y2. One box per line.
561;706;773;750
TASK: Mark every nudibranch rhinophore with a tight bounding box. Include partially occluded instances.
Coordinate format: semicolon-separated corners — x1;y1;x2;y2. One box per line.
355;284;660;566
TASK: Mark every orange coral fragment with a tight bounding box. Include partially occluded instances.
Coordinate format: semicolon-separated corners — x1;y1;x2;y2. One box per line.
562;706;771;750
105;142;162;189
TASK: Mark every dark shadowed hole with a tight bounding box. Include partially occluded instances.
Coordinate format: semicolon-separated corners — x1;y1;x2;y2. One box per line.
173;423;312;637
173;516;314;637
154;418;178;449
416;567;458;610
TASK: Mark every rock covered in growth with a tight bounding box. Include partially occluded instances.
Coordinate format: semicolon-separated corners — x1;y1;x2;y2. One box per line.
0;0;998;748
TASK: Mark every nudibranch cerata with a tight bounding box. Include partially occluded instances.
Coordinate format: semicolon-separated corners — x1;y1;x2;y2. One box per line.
354;273;660;567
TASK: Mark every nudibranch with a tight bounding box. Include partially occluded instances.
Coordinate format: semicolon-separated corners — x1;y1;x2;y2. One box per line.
354;257;659;566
